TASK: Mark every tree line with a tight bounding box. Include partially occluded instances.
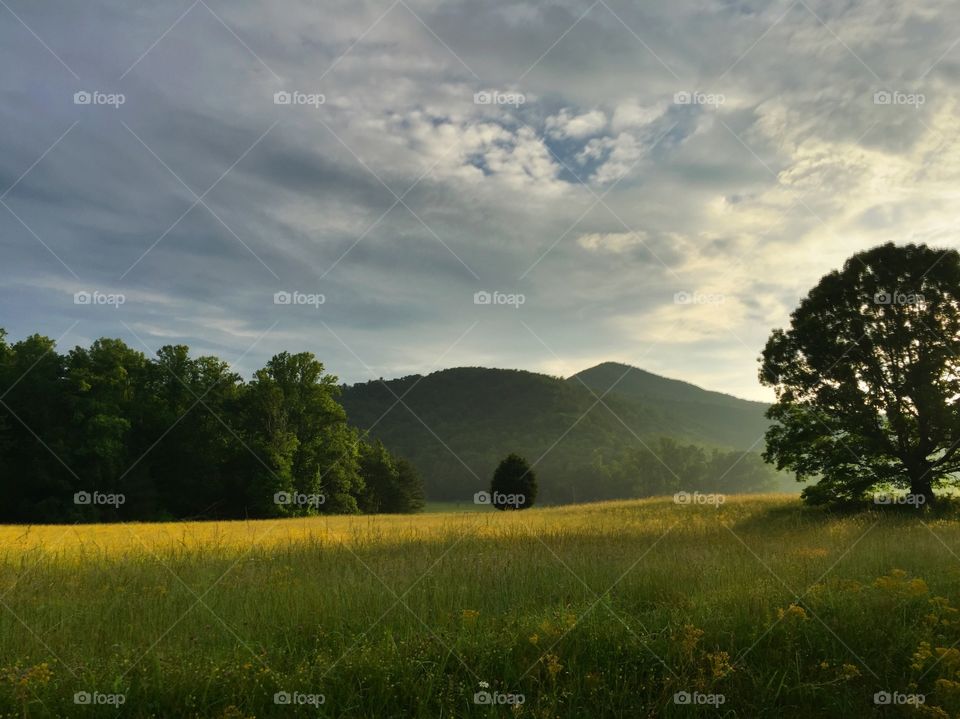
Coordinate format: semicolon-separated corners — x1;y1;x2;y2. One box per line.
595;437;780;498
0;330;423;522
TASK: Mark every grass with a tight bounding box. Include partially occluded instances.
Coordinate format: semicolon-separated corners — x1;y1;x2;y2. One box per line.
2;495;960;717
422;501;494;513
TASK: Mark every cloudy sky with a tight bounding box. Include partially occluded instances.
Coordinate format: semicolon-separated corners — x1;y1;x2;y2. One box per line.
2;0;958;401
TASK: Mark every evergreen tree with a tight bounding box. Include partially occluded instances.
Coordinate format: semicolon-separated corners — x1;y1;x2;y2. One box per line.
490;453;537;511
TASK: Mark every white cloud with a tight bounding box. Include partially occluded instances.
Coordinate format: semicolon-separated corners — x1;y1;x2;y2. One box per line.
577;231;648;253
579;132;645;183
546;108;608;139
611;100;666;132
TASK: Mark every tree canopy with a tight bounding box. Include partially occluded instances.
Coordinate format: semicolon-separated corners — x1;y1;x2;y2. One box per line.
0;330;423;522
760;243;960;506
490;453;537;510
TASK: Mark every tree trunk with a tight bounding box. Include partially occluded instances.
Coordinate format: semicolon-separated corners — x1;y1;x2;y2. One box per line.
909;467;935;508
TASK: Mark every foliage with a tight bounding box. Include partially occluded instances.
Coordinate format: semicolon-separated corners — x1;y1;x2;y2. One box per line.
490;453;537;510
358;439;426;513
760;243;960;506
600;436;780;497
0;331;423;521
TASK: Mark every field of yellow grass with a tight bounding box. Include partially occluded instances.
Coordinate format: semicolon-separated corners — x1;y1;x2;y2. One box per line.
2;495;960;717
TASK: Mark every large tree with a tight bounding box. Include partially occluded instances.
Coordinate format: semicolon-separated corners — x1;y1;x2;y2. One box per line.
66;338;150;520
242;351;364;515
143;345;245;518
760;243;960;506
0;333;73;521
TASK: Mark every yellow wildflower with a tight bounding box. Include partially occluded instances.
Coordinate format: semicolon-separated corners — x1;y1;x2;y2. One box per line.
706;650;734;679
839;664;860;680
777;604;808;622
912;641;932;672
934;647;960;670
543;653;563;679
935;677;960;698
678;624;704;657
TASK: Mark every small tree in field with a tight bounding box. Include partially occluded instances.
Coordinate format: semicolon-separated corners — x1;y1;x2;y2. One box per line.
760;243;960;507
490;453;537;510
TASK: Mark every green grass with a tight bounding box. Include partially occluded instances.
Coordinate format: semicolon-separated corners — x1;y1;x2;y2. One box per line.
1;496;959;717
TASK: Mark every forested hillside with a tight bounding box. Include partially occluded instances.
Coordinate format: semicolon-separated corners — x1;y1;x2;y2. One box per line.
341;365;781;502
571;362;770;450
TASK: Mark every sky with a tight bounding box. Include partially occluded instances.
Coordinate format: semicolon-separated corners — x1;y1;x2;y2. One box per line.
2;0;958;402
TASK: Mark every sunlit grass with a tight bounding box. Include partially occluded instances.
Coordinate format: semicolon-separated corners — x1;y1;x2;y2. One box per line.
2;495;960;717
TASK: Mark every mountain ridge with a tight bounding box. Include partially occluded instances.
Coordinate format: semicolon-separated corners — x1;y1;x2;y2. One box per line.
339;362;772;502
569;361;768;408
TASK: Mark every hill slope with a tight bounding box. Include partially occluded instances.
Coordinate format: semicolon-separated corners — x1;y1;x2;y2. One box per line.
570;362;770;450
339;364;772;502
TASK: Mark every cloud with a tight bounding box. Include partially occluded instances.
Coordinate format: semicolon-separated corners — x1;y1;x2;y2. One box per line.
577;231;647;253
1;0;959;402
579;132;645;183
611;99;666;132
545;108;607;139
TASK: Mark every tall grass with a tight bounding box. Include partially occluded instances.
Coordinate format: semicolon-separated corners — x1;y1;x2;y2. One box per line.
1;496;958;717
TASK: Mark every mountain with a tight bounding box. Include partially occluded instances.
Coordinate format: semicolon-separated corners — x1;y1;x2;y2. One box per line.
570;362;770;451
339;363;773;503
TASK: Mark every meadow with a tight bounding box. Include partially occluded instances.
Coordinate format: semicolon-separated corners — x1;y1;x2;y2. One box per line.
2;496;960;717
